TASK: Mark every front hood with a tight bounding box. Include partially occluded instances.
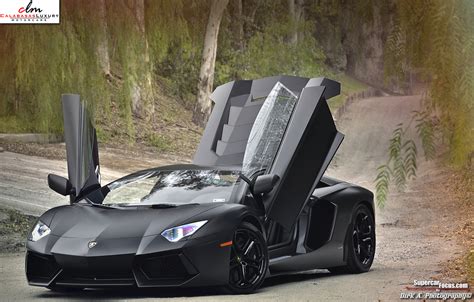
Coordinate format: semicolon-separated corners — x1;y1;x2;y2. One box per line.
47;203;221;239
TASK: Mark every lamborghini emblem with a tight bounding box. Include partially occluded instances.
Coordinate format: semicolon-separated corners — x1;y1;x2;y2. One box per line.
88;241;97;249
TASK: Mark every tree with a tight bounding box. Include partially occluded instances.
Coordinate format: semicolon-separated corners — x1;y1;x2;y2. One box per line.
107;0;155;121
232;0;244;51
193;0;229;126
288;0;304;44
96;0;110;77
128;0;154;120
375;0;474;207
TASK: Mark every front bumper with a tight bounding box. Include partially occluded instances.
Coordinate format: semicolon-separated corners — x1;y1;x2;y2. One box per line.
26;234;232;288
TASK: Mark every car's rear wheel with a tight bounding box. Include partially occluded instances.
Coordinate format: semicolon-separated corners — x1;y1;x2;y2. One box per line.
329;204;375;274
226;222;268;294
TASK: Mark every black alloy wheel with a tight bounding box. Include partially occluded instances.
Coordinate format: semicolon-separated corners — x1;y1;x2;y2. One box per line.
329;204;375;274
226;222;268;294
353;210;375;266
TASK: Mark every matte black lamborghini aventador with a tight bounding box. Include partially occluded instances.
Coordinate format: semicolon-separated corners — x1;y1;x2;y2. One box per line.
26;76;376;294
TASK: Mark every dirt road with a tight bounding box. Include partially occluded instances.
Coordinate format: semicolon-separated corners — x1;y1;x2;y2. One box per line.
0;146;185;216
0;151;125;216
0;95;468;301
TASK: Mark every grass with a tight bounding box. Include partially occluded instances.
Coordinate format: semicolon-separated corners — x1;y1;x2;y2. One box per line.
147;133;173;152
330;73;369;112
92;81;201;158
0;116;31;133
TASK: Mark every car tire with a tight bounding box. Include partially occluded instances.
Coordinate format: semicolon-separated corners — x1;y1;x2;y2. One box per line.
225;222;268;294
329;204;375;274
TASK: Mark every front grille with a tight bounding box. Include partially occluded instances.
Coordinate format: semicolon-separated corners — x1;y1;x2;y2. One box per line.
55;271;135;287
26;252;61;284
27;251;199;287
134;251;198;286
54;253;135;272
53;253;136;287
141;254;189;280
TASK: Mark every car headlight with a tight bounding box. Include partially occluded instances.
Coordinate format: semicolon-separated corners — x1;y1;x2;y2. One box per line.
30;220;51;242
161;220;208;242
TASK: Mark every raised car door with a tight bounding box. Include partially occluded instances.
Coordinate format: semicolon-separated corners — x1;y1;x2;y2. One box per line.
61;94;100;202
242;82;344;230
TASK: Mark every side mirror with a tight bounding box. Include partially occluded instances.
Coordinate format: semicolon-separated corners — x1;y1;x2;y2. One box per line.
48;174;75;196
253;174;279;195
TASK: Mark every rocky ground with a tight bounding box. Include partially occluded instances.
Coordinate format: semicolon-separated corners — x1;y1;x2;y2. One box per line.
0;207;36;253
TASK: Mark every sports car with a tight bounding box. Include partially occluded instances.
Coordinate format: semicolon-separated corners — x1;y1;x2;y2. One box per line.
25;75;376;294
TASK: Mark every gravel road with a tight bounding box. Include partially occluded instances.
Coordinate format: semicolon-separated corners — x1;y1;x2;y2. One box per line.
0;95;467;301
0;151;125;216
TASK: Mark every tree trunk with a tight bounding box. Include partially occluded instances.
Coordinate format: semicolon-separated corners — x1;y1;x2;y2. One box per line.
96;0;110;77
296;0;304;42
232;0;244;51
135;0;154;120
288;0;304;44
193;0;229;126
244;0;260;41
124;0;154;120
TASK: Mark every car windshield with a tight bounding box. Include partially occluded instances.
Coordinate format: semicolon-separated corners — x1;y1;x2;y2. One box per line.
98;169;240;206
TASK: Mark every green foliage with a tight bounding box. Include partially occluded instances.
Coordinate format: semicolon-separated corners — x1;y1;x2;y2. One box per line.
375;106;443;207
402;140;418;180
384;0;474;167
107;0;154;125
147;133;172;152
383;23;407;86
414;109;436;160
146;0;194;63
147;1;206;109
378;0;473;207
375;165;391;208
0;1;110;134
0;0;413;153
327;74;368;111
156;44;201;108
0;116;30;133
375;124;418;208
243;25;326;79
214;1;327;87
0;0;358;140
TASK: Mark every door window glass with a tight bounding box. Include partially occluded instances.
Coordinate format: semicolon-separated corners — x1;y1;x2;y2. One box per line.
242;82;298;177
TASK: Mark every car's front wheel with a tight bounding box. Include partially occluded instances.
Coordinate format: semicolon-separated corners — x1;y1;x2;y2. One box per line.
329;203;375;274
226;222;268;294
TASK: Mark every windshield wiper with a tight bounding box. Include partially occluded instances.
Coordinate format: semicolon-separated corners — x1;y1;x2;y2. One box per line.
117;203;200;209
150;204;179;209
83;198;120;209
112;203;179;208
